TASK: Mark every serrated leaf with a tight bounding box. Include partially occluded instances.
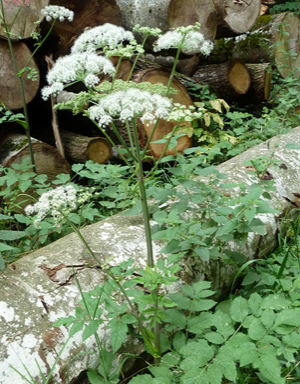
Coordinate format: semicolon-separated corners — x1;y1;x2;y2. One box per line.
0;242;17;251
206;360;222;384
216;219;238;236
194;246;210;260
249;218;267;235
169;292;191;310
248;292;262;315
180;368;205;384
230;297;249;322
173;331;186;352
253;349;285;384
0;254;5;271
188;312;213;334
261;309;276;329
87;369;105;384
109;319;127;352
213;311;235;339
82;319;101;341
261;294;290;311
164;308;187;328
273;308;300;327
180;340;214;369
149;366;173;380
0;230;26;241
214;352;237;382
193;299;216;311
69;320;84;337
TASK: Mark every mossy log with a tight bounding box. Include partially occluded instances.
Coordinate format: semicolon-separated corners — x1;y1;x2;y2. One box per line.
60;130;111;164
133;68;193;160
0;0;49;40
168;0;217;52
0;40;40;110
192;61;251;100
213;0;261;37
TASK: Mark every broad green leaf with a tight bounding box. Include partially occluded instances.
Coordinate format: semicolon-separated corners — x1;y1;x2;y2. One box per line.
261;294;290;311
188;312;213;334
69;320;84;337
213;311;235;339
273;308;300;327
169;293;191;310
230;297;249;322
121;313;137;324
109;319;127;352
0;242;17;251
149;366;173;380
249;218;267;235
261;309;276;329
204;332;224;345
216;219;238;236
193;299;216;311
164;309;187;328
180;368;205;384
248;318;266;340
87;369;105;384
180;340;214;369
214;352;237;382
0;230;26;241
82;320;101;341
206;360;222;384
194;246;210;260
0;254;5;271
173;331;186;352
248;292;262;315
244;187;263;201
253;348;285;384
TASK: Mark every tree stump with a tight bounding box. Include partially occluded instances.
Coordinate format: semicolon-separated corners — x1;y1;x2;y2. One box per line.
168;0;217;50
0;0;49;40
133;68;193;160
60;131;111;164
0;40;40;110
192;61;251;100
213;0;261;36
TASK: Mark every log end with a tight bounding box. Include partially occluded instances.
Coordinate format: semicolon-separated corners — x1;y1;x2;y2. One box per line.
88;138;111;164
229;62;251;94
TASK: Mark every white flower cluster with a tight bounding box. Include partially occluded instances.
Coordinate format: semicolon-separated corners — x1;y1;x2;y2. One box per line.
42;52;115;100
71;23;135;53
25;185;77;222
41;6;74;22
154;27;214;55
88;89;172;127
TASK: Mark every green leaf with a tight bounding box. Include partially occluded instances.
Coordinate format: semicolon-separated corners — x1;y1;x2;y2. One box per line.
0;254;5;271
230;297;249;322
249;218;266;234
244;187;263;201
260;294;290;311
121;313;137;324
214;352;237;382
204;332;224;345
261;309;275;329
164;308;187;328
188;312;213;334
193;299;216;311
0;243;17;251
248;318;267;340
169;292;191;310
253;347;285;384
248;292;262;315
149;366;173;380
273;308;300;327
180;340;214;369
82;319;101;341
286;143;300;150
87;369;105;384
216;219;238;236
109;319;127;352
173;331;186;352
69;321;84;337
194;247;210;260
213;311;235;339
0;230;26;241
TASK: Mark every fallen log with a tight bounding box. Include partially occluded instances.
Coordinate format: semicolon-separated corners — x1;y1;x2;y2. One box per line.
192;61;251;100
243;63;272;102
47;0;122;45
0;0;49;40
60;130;111;164
133;68;193;159
0;40;40;110
1;126;300;383
168;0;217;47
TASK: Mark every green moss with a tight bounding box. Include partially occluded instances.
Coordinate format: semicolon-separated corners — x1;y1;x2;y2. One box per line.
252;15;272;31
209;38;235;63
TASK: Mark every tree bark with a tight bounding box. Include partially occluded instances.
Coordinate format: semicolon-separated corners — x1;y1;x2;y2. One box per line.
0;40;40;110
60;130;111;164
0;0;49;40
244;63;272;102
133;68;193;159
192;61;251;100
168;0;217;51
213;0;261;36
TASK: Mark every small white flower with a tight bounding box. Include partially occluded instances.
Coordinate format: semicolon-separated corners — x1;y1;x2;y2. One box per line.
88;89;172;127
42;52;115;99
25;185;78;222
41;6;74;22
154;25;214;55
71;23;135;53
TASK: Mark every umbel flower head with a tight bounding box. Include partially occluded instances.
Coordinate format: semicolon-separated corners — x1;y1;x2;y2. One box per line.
71;23;135;53
41;52;115;100
154;23;214;55
41;6;74;22
25;185;78;222
88;89;173;127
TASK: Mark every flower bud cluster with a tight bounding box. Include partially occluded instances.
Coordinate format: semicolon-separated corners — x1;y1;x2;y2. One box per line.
41;6;74;22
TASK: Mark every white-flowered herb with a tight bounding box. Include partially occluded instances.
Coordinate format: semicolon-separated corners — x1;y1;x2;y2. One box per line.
41;6;74;22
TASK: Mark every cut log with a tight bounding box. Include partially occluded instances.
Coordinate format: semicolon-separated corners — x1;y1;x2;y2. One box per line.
192;61;251;100
133;68;193;160
213;0;261;36
47;0;122;44
168;0;217;51
0;0;49;40
0;134;71;211
0;40;40;110
60;130;111;164
115;0;169;46
244;63;272;102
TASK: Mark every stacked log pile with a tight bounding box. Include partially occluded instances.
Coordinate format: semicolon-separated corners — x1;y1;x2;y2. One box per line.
0;0;299;172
